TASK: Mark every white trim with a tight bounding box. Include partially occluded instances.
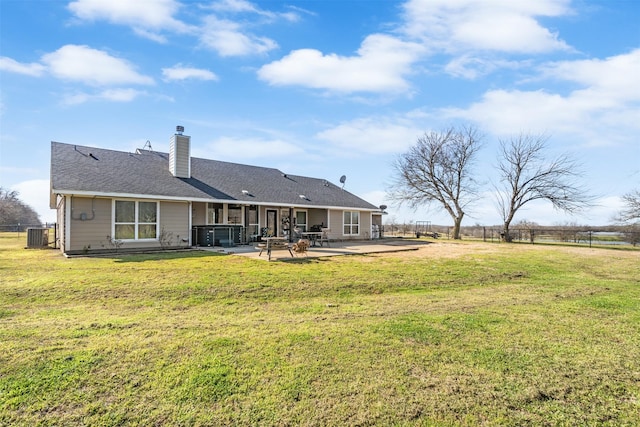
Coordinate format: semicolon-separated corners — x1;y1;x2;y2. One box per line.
65;195;71;253
188;201;192;246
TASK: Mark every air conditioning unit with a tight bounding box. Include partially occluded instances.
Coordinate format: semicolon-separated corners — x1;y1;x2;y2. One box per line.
27;228;49;248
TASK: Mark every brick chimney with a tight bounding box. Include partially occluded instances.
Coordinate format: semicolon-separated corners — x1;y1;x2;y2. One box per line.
169;125;190;178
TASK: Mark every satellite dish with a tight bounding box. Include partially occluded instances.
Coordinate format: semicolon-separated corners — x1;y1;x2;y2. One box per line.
379;205;387;211
339;175;346;189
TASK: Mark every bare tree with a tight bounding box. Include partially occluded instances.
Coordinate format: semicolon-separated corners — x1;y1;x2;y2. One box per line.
494;134;592;242
0;187;41;228
388;125;483;239
617;189;640;223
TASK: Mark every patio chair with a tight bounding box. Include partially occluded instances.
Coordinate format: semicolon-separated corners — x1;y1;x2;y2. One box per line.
318;228;330;247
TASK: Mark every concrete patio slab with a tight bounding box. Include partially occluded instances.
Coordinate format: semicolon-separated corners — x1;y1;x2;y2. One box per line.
199;238;433;261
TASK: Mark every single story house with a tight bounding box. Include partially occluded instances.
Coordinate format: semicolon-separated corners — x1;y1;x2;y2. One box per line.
50;126;384;255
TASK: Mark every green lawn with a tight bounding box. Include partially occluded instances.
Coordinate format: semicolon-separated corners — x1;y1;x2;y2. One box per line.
1;233;639;426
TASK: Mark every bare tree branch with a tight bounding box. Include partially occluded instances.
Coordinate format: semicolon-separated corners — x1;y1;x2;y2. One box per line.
0;187;42;227
387;125;483;239
493;134;593;241
617;189;640;223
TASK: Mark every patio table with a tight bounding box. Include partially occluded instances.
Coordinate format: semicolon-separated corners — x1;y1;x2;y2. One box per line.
260;237;293;261
300;232;322;246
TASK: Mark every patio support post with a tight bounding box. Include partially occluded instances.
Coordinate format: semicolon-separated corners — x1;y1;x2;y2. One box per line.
289;207;294;242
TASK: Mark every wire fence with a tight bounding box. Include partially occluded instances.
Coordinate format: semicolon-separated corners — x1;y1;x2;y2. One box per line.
478;228;639;247
0;223;56;232
382;223;640;247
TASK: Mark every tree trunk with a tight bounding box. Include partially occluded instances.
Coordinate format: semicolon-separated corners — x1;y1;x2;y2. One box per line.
452;215;463;239
502;222;513;242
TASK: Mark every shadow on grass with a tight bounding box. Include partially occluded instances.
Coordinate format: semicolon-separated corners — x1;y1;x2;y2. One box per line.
106;250;226;263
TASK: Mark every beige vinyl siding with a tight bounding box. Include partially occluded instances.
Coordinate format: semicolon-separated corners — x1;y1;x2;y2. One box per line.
159;201;190;245
169;134;190;178
327;209;373;240
68;197;112;251
192;202;206;225
66;197;190;253
361;212;372;239
113;200;188;251
324;210;344;241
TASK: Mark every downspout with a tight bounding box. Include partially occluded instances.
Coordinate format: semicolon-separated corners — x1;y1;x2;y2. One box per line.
188;201;192;247
55;194;64;250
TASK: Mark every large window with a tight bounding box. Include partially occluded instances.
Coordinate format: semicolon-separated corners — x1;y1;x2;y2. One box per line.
114;200;157;240
343;211;359;235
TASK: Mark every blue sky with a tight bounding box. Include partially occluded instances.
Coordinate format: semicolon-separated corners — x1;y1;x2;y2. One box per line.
1;0;639;226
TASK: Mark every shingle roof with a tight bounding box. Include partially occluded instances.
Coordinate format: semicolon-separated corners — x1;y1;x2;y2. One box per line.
50;141;379;210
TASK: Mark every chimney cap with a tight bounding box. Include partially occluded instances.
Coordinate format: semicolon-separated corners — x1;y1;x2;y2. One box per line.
176;125;184;135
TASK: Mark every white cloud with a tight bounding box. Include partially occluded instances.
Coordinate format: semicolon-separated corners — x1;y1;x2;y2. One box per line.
41;45;154;86
540;49;640;101
210;0;260;13
443;49;640;145
197;136;303;161
258;34;424;93
0;57;46;76
68;0;190;37
100;88;145;102
446;89;572;135
162;64;219;81
316;116;422;155
444;55;522;80
61;88;145;105
207;0;301;22
68;0;295;53
61;92;92;106
132;28;169;43
200;16;277;56
401;0;572;54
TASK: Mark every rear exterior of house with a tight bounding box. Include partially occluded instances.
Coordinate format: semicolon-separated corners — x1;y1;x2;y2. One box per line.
51;127;383;255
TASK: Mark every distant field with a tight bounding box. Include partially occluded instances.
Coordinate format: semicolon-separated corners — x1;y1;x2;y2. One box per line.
1;232;639;426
